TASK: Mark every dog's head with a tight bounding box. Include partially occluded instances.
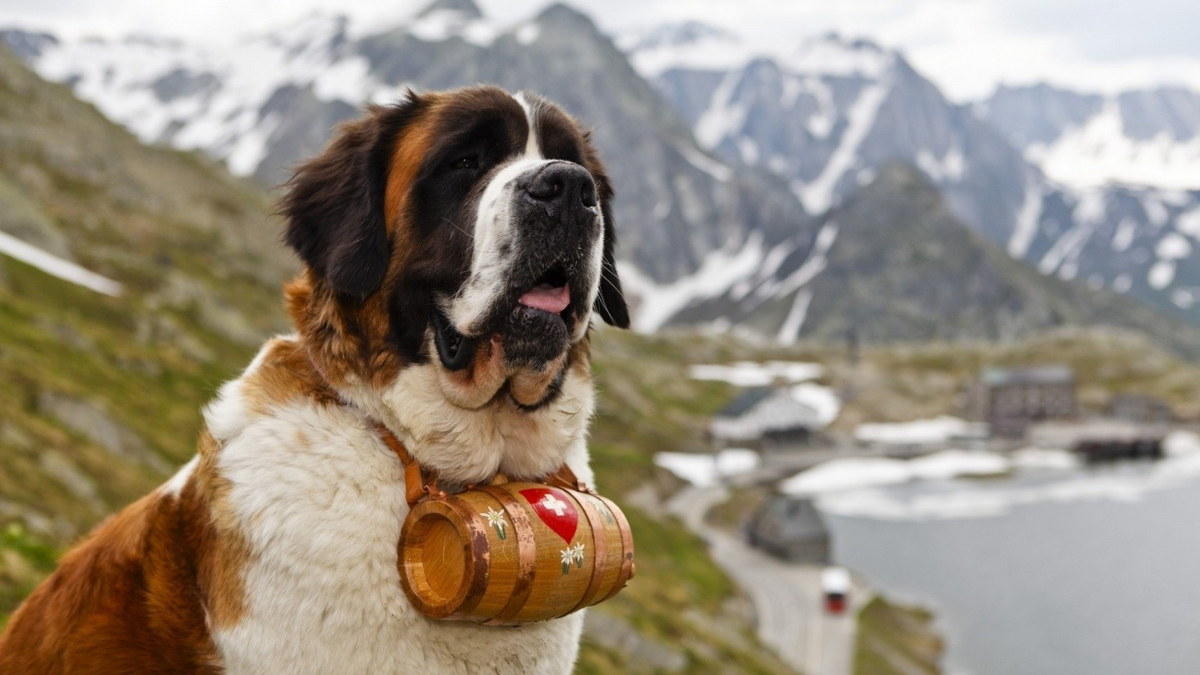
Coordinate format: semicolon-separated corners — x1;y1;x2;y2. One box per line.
281;86;628;413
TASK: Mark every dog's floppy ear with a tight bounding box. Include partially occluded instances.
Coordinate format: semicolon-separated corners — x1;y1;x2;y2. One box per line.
281;98;421;299
585;144;630;329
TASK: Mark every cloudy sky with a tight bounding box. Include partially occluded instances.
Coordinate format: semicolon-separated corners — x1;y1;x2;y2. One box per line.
2;0;1198;101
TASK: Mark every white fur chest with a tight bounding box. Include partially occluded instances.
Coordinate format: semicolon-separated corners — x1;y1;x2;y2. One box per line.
204;389;583;675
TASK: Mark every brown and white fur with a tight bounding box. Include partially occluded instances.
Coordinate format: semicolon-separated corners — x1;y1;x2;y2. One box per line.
0;86;630;675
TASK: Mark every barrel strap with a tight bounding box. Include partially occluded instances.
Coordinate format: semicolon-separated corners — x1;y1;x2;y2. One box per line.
374;424;592;506
375;424;444;507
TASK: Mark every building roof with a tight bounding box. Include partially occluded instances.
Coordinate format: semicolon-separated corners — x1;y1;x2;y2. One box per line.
715;387;775;418
754;496;829;542
980;365;1074;387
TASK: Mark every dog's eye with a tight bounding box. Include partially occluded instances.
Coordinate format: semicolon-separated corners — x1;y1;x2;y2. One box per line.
453;156;478;171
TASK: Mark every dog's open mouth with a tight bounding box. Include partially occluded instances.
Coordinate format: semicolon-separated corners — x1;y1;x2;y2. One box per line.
518;264;571;314
435;263;574;372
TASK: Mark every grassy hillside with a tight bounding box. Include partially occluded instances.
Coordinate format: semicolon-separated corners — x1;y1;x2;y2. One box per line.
0;44;295;623
853;598;943;675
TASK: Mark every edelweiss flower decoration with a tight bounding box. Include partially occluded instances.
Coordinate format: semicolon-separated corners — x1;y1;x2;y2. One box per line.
482;506;508;540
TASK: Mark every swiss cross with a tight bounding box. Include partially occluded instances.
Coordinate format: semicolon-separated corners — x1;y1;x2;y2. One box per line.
521;487;579;542
539;494;568;517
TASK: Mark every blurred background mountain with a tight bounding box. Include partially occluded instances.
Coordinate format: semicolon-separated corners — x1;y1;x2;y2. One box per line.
3;1;1200;673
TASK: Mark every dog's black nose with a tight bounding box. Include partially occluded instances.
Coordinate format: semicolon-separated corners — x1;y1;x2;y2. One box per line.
525;162;597;214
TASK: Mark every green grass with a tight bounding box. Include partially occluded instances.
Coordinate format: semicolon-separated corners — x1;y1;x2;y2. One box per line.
0;524;59;626
853;597;943;675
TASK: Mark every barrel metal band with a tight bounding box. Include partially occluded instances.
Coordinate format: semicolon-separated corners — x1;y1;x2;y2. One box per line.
565;493;609;616
597;494;635;602
479;486;538;625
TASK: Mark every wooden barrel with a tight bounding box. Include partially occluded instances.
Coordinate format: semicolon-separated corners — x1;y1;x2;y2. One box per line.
398;481;634;625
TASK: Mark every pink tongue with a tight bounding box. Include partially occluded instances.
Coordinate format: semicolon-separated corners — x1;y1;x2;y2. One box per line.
519;284;571;313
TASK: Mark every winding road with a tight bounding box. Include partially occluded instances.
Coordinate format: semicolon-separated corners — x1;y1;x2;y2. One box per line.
665;485;857;675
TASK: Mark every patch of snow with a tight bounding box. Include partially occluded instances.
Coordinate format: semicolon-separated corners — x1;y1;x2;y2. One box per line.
736;137;760;164
816;451;1200;521
1164;431;1200;457
1143;196;1170;227
1148;260;1176;289
855;416;974;446
408;9;497;45
225;112;280;177
915;146;965;183
1075;190;1108;224
26;12;482;177
781;457;911;496
654;449;759;488
688;360;823;387
1007;178;1044;257
1172;288;1194;309
786;34;891;79
801;76;836;138
675;142;733;182
1030;99;1200;190
622;233;765;332
777;290;813;345
1110;218;1138;252
0;231;122;297
796;75;891;213
907;450;1009;480
1038;202;1102;276
514;22;540;45
769;221;839;298
695;71;749;149
783;449;1052;502
622;22;751;78
789;383;841;426
1157;233;1191;260
1177;206;1200;238
1011;448;1080;471
1161;190;1192;207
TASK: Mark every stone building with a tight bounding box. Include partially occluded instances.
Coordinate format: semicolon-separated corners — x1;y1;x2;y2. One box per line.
969;366;1075;437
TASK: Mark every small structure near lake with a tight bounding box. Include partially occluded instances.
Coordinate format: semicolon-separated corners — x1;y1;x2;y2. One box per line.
1109;394;1173;425
969;365;1076;437
745;495;831;564
1030;420;1165;464
710;387;824;451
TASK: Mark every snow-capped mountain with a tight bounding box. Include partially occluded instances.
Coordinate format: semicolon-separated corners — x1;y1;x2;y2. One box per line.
626;28;1200;327
981;84;1200;191
2;1;811;293
668;163;1200;358
6;3;1200;342
642;33;1036;247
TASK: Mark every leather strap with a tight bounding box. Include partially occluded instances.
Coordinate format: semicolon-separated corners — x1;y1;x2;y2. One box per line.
376;424;443;506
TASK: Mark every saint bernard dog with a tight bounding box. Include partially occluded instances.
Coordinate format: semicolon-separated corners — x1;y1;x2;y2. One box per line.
0;86;630;674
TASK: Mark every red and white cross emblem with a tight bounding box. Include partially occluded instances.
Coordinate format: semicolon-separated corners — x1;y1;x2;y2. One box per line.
539;494;568;517
520;487;579;542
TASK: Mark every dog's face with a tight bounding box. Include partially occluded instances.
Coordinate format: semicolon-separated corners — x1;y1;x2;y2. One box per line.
282;86;628;412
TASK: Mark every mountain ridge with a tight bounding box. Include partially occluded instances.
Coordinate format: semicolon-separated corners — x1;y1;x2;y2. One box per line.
7;5;1200;339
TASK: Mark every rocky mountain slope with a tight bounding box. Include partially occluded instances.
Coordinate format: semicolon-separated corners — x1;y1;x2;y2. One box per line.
980;83;1200;191
7;2;1200;339
669;163;1200;356
628;26;1200;327
0;41;292;613
1;1;810;286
